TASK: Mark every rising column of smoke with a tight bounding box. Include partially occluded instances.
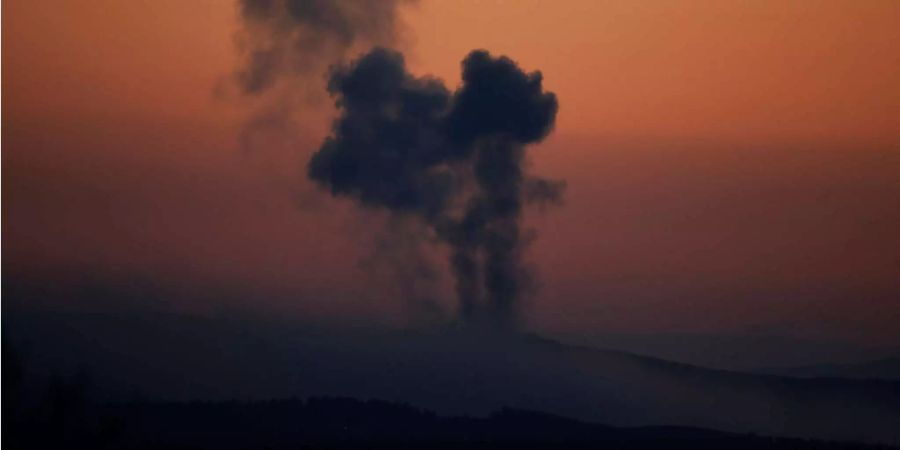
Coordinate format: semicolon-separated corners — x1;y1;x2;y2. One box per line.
444;51;561;327
307;48;561;328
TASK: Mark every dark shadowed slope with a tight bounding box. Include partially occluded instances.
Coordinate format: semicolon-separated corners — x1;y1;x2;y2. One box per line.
5;311;900;444
757;356;900;381
551;331;899;372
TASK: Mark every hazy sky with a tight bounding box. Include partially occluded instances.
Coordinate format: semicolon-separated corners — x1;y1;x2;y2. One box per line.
4;0;900;343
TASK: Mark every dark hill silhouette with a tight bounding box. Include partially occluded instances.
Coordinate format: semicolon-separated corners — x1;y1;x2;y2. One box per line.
102;397;900;449
5;311;900;444
5;375;897;450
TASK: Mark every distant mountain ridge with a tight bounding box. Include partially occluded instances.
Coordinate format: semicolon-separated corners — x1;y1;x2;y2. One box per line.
758;356;900;380
549;331;899;372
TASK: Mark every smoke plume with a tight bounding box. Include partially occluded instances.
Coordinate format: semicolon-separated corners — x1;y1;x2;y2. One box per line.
236;0;408;94
233;1;562;327
308;48;561;328
234;0;410;150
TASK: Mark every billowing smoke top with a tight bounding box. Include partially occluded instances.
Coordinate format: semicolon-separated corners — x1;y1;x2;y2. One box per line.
309;49;454;215
309;48;562;329
447;50;558;146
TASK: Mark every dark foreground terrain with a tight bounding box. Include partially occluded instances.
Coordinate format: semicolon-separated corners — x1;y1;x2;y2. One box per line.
4;390;897;450
5;336;897;449
7;311;900;444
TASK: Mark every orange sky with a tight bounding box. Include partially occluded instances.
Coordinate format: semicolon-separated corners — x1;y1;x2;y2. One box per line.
4;0;900;343
7;1;900;141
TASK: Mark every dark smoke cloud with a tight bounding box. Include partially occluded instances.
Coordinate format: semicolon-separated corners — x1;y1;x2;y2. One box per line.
308;49;455;214
445;50;558;146
309;48;562;328
234;0;411;153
